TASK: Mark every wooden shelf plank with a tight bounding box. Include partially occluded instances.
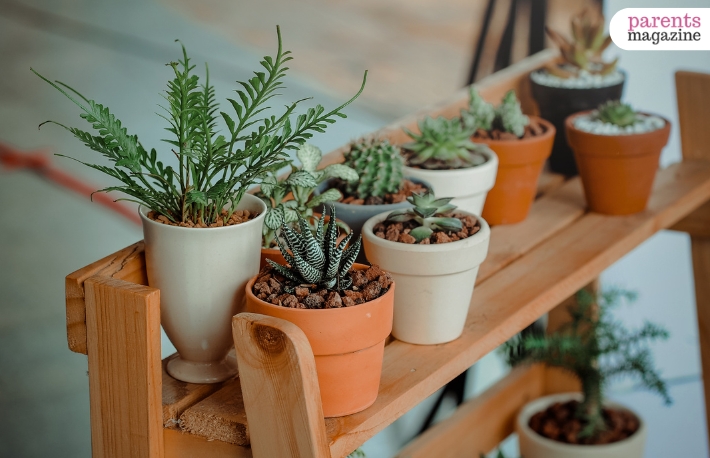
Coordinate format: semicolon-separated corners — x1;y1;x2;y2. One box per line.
325;160;710;457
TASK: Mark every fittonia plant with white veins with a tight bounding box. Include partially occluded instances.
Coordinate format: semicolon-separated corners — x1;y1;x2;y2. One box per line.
385;191;463;242
259;143;358;248
33;27;366;226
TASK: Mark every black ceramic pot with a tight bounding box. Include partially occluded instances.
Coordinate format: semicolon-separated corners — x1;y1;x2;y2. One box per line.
530;70;625;176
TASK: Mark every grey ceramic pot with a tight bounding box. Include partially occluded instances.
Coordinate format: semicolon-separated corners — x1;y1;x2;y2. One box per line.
315;177;431;263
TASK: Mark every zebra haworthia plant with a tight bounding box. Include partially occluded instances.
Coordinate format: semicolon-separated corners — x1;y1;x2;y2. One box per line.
33;27;366;226
385;191;462;242
267;206;361;292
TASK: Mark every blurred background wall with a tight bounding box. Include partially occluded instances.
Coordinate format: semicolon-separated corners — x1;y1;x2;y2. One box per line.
1;0;709;457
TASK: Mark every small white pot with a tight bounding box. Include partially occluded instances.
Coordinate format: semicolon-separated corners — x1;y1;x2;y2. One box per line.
140;193;266;383
403;149;498;215
517;393;647;458
362;211;490;345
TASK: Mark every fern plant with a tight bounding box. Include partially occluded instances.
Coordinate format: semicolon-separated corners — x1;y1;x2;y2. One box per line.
342;139;404;199
404;116;489;170
33;27;366;225
268;206;361;292
503;288;671;439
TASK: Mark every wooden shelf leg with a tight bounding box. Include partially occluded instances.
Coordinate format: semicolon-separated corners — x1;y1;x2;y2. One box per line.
232;313;331;458
85;276;164;458
691;239;710;438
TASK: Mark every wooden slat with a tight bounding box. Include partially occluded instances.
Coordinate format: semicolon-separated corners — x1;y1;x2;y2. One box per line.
164;429;251;458
670;200;710;237
676;72;710;161
161;355;225;428
85;275;163;458
691;238;710;436
397;365;546;458
324;161;710;458
178;377;249;445
66;241;146;354
233;313;331;458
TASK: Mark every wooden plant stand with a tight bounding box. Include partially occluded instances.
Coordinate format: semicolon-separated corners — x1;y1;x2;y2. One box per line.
65;51;710;457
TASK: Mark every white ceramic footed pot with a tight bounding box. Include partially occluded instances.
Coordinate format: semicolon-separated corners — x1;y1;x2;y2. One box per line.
362;210;490;345
517;393;647;458
140;194;266;383
403;149;498;215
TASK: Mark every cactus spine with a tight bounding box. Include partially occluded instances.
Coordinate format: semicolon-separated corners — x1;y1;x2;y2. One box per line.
342;139;405;199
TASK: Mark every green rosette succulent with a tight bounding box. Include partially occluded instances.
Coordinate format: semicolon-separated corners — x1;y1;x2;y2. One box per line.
596;101;638;127
385;191;462;242
403;117;489;170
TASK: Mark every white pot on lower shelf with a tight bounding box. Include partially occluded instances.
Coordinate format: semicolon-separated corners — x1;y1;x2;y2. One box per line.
402;149;498;215
361;210;490;345
140;193;266;384
517;393;647;458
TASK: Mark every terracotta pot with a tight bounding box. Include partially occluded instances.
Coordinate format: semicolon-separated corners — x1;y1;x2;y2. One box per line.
479;117;555;225
517;393;646;458
565;111;671;215
403;148;498;215
140;193;266;384
244;264;394;417
259;213;346;268
530;70;626;176
362;211;490;345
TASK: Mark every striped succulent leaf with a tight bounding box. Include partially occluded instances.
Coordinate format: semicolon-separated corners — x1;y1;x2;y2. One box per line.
273;205;361;291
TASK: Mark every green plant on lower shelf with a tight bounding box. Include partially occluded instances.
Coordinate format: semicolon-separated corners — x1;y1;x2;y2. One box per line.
268;205;360;292
385;191;462;242
463;89;529;138
596;101;638;128
347;448;366;458
503;288;671;440
342;138;405;199
404;116;489;170
258;143;358;248
33;27;366;226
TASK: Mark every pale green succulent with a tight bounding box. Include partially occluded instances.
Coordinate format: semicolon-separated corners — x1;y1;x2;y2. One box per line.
343;139;404;199
496;90;529;137
259;143;358;248
462;86;495;131
386;191;462;242
404;117;489;170
596;101;638;128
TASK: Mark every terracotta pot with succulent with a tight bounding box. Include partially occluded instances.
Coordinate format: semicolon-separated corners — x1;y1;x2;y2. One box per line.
246;207;394;417
401;116;498;215
362;191;490;345
34;28;367;383
316;138;430;261
566;101;670;215
505;288;671;458
530;9;625;176
258;143;356;267
465;89;555;225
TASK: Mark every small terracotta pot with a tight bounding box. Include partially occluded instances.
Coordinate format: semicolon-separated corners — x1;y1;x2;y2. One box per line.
259;213;346;268
244;264;394;417
565;112;671;215
480;116;555;225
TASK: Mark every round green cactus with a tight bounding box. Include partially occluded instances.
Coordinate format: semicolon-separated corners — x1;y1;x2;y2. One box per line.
342;139;405;199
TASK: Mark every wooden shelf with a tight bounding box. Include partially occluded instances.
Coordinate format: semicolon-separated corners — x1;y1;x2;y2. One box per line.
64;51;710;458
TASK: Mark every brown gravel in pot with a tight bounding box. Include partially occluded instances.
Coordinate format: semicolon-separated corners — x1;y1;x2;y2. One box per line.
147;209;257;228
252;264;393;309
373;213;480;245
473;117;547;141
